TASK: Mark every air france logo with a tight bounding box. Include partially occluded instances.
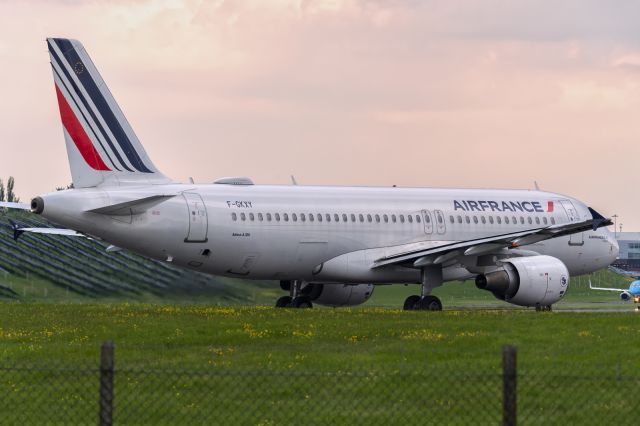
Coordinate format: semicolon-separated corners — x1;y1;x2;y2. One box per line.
453;200;555;213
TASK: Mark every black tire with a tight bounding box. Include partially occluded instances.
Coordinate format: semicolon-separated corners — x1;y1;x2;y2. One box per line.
403;295;421;310
279;280;291;291
276;296;292;308
417;295;442;311
292;297;313;309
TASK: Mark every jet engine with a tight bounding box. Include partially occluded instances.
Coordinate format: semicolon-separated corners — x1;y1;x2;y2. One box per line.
302;283;374;307
620;291;631;301
475;255;569;307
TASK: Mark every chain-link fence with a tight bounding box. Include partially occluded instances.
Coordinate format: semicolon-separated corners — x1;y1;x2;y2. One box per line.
0;343;637;425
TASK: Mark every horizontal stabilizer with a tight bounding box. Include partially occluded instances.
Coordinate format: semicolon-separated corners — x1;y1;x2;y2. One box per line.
86;194;176;215
9;219;82;241
0;202;30;210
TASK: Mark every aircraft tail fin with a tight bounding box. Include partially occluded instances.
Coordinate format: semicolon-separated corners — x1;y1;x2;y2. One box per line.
46;38;172;188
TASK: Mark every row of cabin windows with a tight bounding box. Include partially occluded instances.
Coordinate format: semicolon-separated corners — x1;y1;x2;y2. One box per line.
231;212;557;226
231;212;423;224
449;214;556;226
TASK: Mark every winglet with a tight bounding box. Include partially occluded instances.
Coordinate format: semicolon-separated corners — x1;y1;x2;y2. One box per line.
8;219;25;241
588;207;613;231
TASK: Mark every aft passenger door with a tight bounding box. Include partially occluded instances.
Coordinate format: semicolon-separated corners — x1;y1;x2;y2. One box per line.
183;193;208;243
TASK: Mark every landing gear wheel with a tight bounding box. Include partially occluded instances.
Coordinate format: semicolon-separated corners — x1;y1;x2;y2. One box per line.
535;304;552;312
279;280;291;291
416;295;442;311
276;296;292;308
291;297;313;309
403;295;421;310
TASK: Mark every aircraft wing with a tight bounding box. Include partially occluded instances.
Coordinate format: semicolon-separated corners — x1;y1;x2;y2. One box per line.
588;280;627;292
373;208;612;269
0;201;30;210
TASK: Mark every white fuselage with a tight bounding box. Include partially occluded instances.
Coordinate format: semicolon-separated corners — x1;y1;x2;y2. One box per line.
37;184;618;285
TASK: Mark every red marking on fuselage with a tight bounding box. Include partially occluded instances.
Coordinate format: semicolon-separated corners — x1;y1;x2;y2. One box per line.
54;85;110;171
547;201;554;213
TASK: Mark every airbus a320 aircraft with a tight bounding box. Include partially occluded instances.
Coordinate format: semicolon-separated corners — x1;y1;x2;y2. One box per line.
0;38;619;311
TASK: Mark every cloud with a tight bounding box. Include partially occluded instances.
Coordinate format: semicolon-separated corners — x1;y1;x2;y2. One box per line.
0;0;639;228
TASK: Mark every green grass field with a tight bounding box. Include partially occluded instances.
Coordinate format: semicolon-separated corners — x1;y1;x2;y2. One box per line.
1;301;639;424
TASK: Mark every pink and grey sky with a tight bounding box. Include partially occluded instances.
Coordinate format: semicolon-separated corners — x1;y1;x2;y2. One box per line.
1;1;639;228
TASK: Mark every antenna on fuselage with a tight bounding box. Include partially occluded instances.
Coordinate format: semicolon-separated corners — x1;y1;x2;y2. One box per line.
291;175;298;185
534;181;540;191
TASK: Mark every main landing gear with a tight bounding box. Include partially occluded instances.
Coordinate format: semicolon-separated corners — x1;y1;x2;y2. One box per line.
275;280;313;309
403;266;444;311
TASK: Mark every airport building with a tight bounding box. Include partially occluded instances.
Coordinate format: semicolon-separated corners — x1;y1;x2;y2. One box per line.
613;232;640;271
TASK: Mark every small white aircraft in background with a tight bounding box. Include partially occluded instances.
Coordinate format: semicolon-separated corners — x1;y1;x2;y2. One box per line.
0;38;619;310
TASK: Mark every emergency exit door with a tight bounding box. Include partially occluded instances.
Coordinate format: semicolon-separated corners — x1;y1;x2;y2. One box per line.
183;193;208;242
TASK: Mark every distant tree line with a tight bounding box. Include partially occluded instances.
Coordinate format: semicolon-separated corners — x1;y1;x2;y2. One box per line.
56;183;74;191
0;177;19;202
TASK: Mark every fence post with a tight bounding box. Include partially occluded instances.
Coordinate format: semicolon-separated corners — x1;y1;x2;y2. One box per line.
99;341;115;426
502;345;517;426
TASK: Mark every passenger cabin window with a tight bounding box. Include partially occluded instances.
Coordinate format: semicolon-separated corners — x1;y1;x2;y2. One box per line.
292;213;297;222
496;216;501;224
241;213;246;221
551;217;556;225
465;216;470;224
326;214;331;222
535;217;540;225
408;215;413;223
367;214;372;223
359;214;365;222
488;216;494;224
318;214;323;222
481;216;486;224
258;213;263;221
267;213;272;221
375;214;380;223
416;215;421;223
301;213;306;222
335;214;340;222
457;215;462;224
351;214;356;222
309;214;314;222
232;212;237;221
527;217;532;224
505;216;509;224
449;215;454;224
283;213;289;222
400;215;405;223
343;214;348;222
520;217;524;225
383;214;389;223
275;213;281;222
473;216;478;224
392;215;397;223
249;213;255;221
543;217;548;225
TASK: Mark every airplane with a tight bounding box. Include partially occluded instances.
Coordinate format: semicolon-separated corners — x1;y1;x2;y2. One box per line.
0;38;620;311
590;278;640;304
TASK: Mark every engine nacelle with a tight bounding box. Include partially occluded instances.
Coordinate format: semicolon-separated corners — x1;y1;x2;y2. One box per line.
302;283;374;307
475;255;569;307
620;291;631;301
